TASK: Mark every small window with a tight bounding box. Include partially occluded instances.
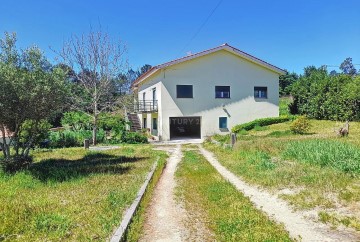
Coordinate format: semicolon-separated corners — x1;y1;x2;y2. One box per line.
177;85;193;98
219;117;228;129
152;118;157;130
143;118;147;129
254;87;267;98
215;86;230;98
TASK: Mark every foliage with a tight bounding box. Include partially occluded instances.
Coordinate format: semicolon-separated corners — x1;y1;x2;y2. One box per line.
57;28;128;145
61;112;92;131
97;113;125;131
340;57;357;76
49;129;105;148
290;116;311;134
0;32;68;165
231;116;293;133
290;65;360;121
121;132;148;144
279;97;292;116
283;140;360;175
279;71;298;96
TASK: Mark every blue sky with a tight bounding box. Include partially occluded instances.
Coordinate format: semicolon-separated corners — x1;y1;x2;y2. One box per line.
1;0;359;74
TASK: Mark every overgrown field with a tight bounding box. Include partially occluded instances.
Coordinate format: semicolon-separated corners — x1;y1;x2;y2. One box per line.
208;119;360;232
0;145;163;241
175;149;292;241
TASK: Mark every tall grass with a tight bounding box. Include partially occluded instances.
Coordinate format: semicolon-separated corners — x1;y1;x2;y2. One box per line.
283;140;360;174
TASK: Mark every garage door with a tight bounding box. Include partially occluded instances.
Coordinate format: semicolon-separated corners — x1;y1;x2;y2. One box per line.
169;116;201;140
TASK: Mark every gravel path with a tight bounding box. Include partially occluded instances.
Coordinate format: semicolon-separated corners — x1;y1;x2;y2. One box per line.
199;145;358;242
140;145;188;242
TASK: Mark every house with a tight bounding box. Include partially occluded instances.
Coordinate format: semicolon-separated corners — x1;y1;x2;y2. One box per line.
130;43;286;141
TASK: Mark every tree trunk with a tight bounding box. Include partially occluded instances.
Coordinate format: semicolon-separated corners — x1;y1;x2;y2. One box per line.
93;115;97;146
93;120;97;145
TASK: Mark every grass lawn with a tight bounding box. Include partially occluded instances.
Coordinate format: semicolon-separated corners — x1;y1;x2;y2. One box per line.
0;145;164;241
208;119;360;232
175;149;292;241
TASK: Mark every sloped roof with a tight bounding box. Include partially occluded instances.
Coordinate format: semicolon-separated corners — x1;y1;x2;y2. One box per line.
132;43;286;89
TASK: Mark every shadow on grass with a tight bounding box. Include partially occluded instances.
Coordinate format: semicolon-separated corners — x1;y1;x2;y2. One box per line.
28;153;145;183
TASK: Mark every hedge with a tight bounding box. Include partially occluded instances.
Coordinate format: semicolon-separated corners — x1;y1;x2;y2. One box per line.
231;116;295;133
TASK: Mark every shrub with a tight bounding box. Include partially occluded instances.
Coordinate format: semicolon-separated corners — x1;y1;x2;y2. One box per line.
49;129;105;148
290;116;311;134
232;116;294;133
122;132;148;144
61;112;92;131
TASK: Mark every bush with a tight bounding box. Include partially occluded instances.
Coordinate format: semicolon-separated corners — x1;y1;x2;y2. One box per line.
122;132;148;144
61;112;92;131
290;116;311;134
49;129;105;148
232;116;294;133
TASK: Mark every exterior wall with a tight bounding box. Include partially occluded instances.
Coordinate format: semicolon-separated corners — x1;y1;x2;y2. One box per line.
137;49;280;141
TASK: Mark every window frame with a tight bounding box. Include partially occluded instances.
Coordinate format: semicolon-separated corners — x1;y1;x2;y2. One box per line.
219;117;228;129
215;86;231;99
176;85;193;98
254;86;268;99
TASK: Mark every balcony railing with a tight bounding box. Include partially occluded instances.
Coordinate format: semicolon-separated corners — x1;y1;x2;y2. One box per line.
127;100;158;113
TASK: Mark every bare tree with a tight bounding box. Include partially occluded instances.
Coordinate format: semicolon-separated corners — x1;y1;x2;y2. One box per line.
57;28;128;145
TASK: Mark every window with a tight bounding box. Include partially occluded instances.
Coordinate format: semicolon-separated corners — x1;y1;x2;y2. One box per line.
215;86;230;98
152;118;157;130
176;85;193;98
254;87;267;98
219;117;228;129
143;118;147;129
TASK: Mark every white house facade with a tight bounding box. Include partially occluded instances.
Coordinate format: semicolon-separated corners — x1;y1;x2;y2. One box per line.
130;44;286;141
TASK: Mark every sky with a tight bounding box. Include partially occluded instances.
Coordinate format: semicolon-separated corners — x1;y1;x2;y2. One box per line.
0;0;359;74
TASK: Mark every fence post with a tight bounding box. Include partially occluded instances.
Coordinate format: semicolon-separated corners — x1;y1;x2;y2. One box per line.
230;133;237;147
84;139;90;149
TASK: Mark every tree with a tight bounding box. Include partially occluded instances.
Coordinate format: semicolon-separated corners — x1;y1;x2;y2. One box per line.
57;28;128;145
0;32;68;166
279;71;298;96
140;64;152;75
340;57;357;76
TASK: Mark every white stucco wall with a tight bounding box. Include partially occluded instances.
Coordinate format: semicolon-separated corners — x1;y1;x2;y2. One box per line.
137;49;280;141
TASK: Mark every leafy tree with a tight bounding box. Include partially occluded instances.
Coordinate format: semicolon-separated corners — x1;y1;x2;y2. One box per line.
340;57;357;76
279;71;298;96
290;64;359;121
0;32;68;166
140;64;152;75
57;28;128;145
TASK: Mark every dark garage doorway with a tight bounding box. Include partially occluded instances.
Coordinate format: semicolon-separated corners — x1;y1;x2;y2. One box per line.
169;116;201;140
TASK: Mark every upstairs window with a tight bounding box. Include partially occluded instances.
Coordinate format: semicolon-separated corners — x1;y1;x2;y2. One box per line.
254;86;267;99
215;86;230;98
177;85;193;98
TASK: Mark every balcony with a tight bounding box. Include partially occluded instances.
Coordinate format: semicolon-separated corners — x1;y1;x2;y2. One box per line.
127;100;158;113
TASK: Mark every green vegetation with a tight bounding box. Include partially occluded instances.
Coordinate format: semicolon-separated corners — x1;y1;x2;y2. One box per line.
290;66;360;121
231;116;293;133
175;150;292;241
0;145;161;241
207;119;360;231
279;97;292;116
289;116;311;134
283;140;360;174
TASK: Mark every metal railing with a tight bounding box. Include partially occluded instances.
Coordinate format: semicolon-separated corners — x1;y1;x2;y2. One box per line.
127;100;158;113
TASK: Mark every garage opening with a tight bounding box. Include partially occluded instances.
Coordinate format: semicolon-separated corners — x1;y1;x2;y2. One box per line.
169;116;201;140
